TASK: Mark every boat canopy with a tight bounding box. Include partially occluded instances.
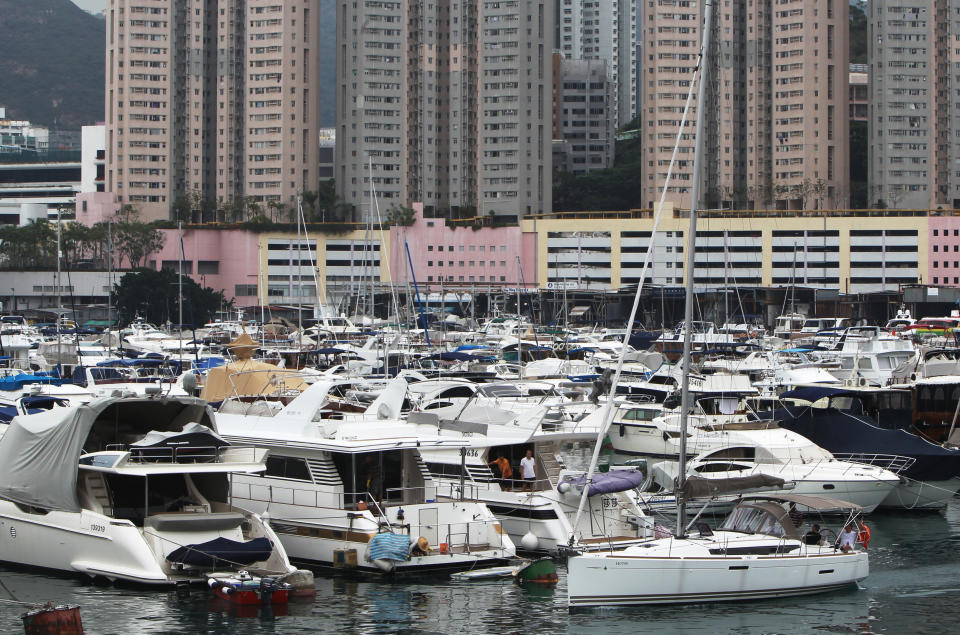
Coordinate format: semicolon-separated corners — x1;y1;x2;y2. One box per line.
678;474;786;499
560;469;646;495
740;493;862;512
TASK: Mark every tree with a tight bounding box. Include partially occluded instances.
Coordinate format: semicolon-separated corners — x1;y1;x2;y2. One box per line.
112;268;230;327
113;207;166;268
302;190;319;220
386;204;416;226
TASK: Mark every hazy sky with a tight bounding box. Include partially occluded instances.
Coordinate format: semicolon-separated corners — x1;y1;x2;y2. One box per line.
71;0;105;13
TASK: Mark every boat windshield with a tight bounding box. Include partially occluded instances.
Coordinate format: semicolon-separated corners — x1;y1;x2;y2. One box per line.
719;505;788;537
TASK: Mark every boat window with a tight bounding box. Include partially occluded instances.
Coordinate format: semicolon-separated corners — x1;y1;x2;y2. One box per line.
265;456;312;482
702;447;755;461
438;386;475;399
694;462;750;473
621;408;656;421
424;401;453;410
719;505;787;537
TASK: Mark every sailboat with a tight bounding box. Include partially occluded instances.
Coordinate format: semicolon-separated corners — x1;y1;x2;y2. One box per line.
565;0;869;607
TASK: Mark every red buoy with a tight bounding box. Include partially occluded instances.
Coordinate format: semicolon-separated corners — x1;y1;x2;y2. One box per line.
21;604;83;635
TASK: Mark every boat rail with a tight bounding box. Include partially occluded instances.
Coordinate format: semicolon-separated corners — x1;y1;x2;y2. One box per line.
104;443;263;464
232;481;509;554
829;453;917;475
434;476;556;499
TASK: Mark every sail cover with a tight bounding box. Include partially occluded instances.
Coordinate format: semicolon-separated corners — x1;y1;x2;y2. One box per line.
560;469;646;495
678;474;786;499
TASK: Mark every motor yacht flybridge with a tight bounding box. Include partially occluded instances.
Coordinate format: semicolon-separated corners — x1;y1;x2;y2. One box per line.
0;394;301;586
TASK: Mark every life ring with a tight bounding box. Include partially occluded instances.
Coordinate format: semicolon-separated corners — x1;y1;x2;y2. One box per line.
857;522;871;549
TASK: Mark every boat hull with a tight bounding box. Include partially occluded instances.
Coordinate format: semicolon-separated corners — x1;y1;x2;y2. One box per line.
567;550;868;607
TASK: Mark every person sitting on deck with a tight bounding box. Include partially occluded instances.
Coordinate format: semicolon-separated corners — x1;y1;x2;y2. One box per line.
488;454;513;490
838;524;858;552
803;524;823;546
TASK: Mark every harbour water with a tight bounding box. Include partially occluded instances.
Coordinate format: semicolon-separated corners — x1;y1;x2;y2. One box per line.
0;505;957;634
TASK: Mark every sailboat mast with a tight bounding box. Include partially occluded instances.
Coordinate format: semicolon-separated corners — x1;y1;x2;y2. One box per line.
677;0;715;538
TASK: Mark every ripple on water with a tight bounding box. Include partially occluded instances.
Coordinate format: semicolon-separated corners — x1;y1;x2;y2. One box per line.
1;503;960;633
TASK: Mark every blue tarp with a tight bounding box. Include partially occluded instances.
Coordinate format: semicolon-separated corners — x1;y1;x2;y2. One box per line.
166;536;273;567
560;469;646;495
0;374;65;391
367;532;412;562
425;351;478;362
96;358;166;367
192;357;226;372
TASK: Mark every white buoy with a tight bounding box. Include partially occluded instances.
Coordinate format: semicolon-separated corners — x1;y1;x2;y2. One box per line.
520;531;540;551
373;558;396;572
557;482;570;494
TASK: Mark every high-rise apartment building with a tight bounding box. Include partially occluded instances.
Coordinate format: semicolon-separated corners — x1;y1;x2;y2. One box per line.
336;0;553;221
640;0;849;210
868;2;960;209
555;0;638;128
552;56;615;174
105;0;321;221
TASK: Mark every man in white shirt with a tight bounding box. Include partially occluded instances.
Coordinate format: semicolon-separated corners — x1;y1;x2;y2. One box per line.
838;524;857;552
520;449;536;492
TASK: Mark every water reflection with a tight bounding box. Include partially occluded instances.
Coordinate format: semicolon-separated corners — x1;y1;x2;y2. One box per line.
0;499;959;633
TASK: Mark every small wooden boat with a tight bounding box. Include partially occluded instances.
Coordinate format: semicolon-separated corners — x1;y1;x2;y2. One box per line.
207;571;291;606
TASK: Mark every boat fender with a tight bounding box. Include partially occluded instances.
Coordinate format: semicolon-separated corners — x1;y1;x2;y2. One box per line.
521;531;540;551
373;558;396;572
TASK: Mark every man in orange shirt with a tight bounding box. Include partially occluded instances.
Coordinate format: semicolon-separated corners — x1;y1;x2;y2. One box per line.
489;454;513;490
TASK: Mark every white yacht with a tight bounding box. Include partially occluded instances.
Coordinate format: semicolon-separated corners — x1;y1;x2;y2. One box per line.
568;494;869;607
215;380;516;574
0;394;300;586
407;406;653;554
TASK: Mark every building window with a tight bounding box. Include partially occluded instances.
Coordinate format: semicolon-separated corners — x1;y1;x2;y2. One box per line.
198;260;219;275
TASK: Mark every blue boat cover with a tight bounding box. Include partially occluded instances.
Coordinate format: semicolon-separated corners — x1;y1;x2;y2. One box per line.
426;351;477;362
367;532;412;561
193;357;226;371
166;536;273;567
0;375;64;391
560;469;646;495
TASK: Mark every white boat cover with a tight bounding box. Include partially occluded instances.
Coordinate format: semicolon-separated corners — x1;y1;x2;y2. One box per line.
0;396;212;512
0;405;98;512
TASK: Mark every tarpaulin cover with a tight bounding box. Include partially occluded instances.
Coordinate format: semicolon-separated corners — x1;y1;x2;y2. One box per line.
425;351;478;362
771;406;960;481
560;469;646;495
166;536;273;566
130;422;229;449
0;406;94;511
0;374;64;391
678;474;786;499
368;533;413;562
0;396;215;512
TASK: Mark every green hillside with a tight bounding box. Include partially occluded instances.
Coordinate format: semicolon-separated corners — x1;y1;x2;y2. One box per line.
0;0;105;128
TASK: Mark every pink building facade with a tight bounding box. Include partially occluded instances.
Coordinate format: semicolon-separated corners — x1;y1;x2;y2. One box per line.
150;229;260;306
388;205;538;292
929;216;960;286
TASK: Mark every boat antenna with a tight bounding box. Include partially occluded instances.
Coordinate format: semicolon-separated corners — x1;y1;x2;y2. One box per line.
676;0;715;538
